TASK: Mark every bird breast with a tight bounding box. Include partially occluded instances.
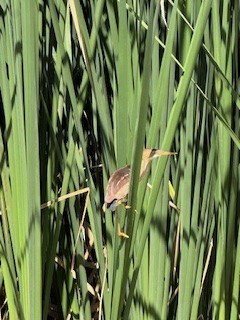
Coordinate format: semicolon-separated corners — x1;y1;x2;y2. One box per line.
105;165;131;204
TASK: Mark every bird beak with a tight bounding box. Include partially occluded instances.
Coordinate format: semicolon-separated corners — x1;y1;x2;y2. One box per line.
152;150;177;158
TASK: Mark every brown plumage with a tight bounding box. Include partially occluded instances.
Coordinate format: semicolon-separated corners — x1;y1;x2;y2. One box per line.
105;148;176;211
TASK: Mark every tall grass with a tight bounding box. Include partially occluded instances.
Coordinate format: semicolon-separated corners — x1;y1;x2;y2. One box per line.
0;0;239;319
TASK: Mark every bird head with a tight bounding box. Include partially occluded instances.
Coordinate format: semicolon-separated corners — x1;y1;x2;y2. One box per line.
140;148;177;179
142;148;177;161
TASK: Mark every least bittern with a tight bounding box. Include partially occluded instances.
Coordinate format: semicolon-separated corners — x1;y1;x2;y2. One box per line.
104;148;176;236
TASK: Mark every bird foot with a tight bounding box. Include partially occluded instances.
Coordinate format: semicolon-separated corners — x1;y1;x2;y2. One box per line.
118;223;129;239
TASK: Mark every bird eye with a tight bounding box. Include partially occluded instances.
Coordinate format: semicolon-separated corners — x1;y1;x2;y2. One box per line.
150;148;157;156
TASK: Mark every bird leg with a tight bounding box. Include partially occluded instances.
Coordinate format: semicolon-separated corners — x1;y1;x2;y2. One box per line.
118;223;129;238
103;199;131;238
116;211;129;239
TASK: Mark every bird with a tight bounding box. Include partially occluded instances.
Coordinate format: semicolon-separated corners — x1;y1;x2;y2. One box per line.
105;148;176;212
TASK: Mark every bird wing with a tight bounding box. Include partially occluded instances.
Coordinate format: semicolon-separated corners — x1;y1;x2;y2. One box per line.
105;165;131;204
